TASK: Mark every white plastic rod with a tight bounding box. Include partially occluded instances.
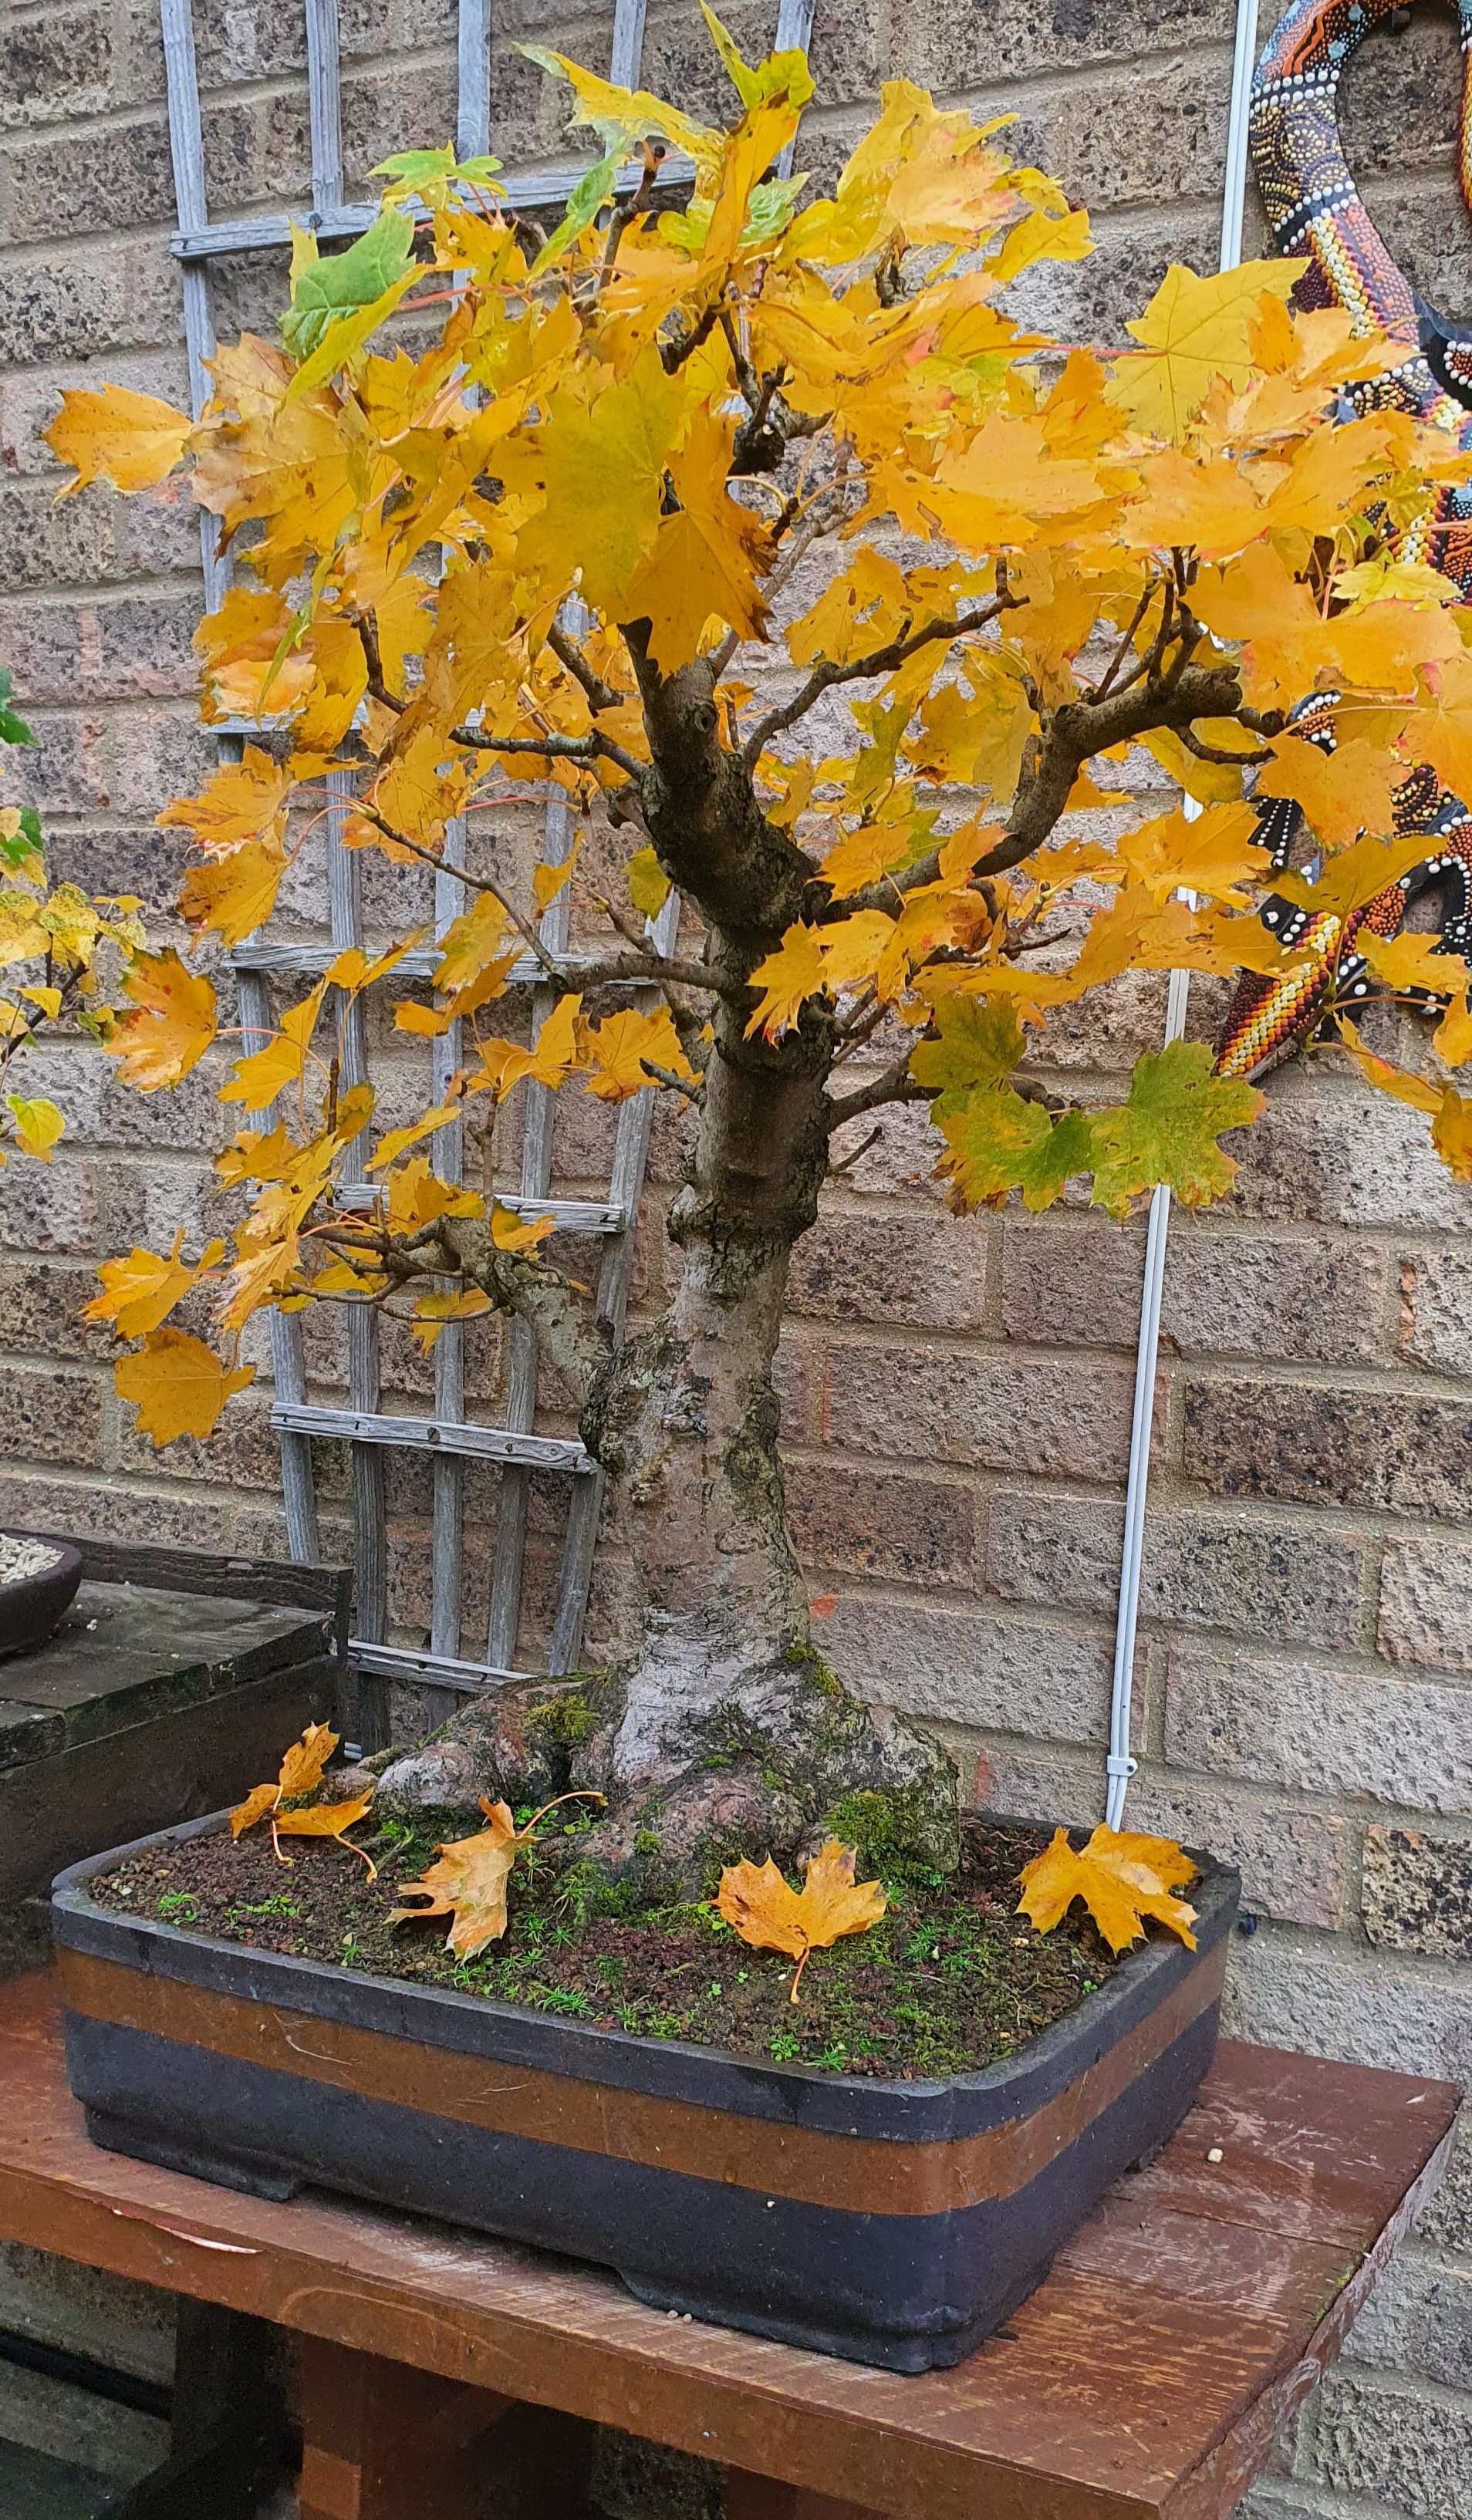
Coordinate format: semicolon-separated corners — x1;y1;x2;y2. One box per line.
1103;0;1261;1830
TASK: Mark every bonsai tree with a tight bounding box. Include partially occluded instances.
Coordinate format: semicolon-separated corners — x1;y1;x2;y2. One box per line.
42;22;1472;1885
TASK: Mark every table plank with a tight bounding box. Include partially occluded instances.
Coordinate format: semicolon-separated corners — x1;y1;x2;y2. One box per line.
0;1979;1455;2520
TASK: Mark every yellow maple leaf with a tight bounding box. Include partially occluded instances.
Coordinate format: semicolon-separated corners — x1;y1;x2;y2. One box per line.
517;353;690;616
114;1328;255;1446
106;950;218;1091
1434;993;1472;1067
383;1155;484;1234
219;980;328;1109
717;1839;887;2001
1108;259;1302;443
3;1091;65;1162
83;1230;223;1339
490;1200;555;1252
623;401;771;673
1017;1824;1197;1953
1116;803;1269;905
45;383;192;495
744;926;828;1039
408;1287;495;1351
626;845;671;919
579;1005;694;1101
1359;931;1470;998
178;833;289;948
473;993;583;1099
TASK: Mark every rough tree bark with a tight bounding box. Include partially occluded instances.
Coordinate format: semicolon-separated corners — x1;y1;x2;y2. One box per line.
369;640;961;1889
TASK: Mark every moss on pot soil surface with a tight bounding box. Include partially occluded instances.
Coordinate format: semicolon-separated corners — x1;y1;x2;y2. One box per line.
89;1816;1124;2080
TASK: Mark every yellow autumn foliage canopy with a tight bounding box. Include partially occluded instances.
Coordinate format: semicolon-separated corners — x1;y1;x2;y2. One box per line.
29;16;1472;1445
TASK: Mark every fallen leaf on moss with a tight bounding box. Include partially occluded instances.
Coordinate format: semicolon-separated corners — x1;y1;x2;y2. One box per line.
717;1838;887;2000
390;1790;606;1959
1016;1824;1197;1953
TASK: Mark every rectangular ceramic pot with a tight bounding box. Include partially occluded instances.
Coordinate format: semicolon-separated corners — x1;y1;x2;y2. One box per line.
52;1813;1238;2372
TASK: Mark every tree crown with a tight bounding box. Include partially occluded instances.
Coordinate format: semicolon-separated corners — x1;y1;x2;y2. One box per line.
29;12;1472;1443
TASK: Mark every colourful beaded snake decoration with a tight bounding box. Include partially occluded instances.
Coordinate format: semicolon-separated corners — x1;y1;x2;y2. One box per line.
1214;0;1472;1078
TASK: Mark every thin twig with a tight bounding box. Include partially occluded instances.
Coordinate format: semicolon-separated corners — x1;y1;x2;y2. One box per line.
741;604;1004;767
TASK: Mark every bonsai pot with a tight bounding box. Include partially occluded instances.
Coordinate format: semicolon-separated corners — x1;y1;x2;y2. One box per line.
0;1539;82;1661
53;1813;1238;2373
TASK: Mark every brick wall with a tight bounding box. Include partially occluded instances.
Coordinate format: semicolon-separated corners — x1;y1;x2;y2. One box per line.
2;0;1470;2508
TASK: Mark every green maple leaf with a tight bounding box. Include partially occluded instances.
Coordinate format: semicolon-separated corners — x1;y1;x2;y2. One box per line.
281;211;417;364
1089;1039;1262;1216
910;997;1026;1117
937;1088;1094;1211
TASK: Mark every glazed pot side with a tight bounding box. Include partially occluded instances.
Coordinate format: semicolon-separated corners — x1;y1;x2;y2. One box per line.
0;1543;83;1661
52;1814;1239;2372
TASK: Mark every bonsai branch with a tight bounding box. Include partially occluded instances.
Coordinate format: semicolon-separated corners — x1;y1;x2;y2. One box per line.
547;624;623;714
741;602;1004;767
824;1061;930;1131
441;1216;608;1402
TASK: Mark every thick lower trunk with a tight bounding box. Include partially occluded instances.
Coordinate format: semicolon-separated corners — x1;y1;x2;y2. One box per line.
373;998;959;1887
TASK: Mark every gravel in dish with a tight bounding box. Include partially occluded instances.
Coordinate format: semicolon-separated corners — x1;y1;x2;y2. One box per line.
0;1535;66;1587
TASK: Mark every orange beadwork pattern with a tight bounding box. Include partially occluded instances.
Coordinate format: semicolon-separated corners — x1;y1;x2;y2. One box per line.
1214;0;1472;1081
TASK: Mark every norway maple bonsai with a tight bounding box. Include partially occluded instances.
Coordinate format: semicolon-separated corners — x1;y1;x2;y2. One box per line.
35;21;1472;1890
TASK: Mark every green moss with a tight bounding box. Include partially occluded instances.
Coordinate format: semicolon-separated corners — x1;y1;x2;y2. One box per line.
525;1688;602;1750
824;1782;953;1886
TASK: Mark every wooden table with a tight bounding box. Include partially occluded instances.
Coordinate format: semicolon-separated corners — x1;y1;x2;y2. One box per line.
0;1973;1456;2520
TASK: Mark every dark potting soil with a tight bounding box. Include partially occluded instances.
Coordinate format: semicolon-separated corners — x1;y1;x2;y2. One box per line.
86;1814;1123;2080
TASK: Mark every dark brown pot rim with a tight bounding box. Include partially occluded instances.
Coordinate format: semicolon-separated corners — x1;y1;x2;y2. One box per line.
0;1540;83;1661
53;1807;1239;2142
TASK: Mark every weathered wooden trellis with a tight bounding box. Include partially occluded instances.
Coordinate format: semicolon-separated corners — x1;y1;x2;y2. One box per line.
156;0;815;1744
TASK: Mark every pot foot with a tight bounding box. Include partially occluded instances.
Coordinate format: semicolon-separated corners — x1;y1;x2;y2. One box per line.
83;2107;302;2202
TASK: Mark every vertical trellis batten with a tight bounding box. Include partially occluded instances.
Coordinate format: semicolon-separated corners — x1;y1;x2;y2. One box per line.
157;0;817;1713
303;0;345;215
456;0;491;159
157;0;224;603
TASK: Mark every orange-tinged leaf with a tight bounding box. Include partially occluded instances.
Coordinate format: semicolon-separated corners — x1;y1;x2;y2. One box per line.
276;1722;340;1800
275;1793;376;1845
45;384;192;495
383;1155;483;1234
1434;993;1472;1067
1432;1083;1472;1179
473;993;582;1098
744;926;827;1039
106;950;218;1091
1017;1823;1197;1953
1256;735;1402;851
114;1328;254;1446
390;1797;521;1958
409;1287;494;1351
1116;803;1269;906
156;748;292;859
716;1838;886;1999
230;1782;280;1838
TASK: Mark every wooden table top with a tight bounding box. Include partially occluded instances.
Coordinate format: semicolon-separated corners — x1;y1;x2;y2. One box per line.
0;1972;1456;2520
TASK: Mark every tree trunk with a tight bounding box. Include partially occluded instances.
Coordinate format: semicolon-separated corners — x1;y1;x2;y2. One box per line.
372;991;960;1890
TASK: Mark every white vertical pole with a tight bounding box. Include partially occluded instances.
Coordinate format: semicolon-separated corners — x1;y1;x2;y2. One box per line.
1103;0;1261;1830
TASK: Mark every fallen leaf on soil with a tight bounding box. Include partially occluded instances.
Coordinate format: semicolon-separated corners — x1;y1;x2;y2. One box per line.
390;1797;520;1958
1016;1824;1197;1953
229;1725;377;1876
717;1839;887;2000
390;1790;606;1959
